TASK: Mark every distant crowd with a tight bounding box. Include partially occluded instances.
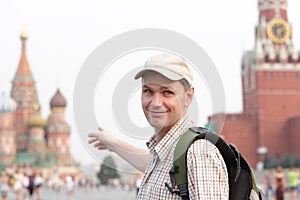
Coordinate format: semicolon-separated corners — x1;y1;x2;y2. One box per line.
261;167;300;200
0;169;44;200
0;167;141;200
0;168;95;200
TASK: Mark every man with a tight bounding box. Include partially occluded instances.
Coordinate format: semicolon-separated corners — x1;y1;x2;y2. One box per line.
88;53;229;199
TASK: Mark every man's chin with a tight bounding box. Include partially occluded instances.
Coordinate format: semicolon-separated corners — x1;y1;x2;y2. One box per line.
149;121;166;130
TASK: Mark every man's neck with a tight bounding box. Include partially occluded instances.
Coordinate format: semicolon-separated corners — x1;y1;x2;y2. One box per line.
154;127;172;143
153;114;188;143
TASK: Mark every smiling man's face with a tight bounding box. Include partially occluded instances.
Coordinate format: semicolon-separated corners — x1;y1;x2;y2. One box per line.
141;71;193;133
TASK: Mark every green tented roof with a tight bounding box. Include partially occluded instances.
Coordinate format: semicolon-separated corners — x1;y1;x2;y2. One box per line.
15;153;36;163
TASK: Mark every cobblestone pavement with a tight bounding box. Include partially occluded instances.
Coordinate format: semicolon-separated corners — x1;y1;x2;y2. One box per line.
5;187;136;200
4;180;298;200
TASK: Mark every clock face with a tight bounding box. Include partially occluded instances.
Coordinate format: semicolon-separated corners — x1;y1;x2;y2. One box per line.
266;18;291;43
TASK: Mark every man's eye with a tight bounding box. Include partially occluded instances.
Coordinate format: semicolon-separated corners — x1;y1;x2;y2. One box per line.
143;89;153;94
164;91;173;95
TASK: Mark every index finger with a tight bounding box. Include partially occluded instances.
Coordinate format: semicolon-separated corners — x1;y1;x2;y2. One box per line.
87;132;99;138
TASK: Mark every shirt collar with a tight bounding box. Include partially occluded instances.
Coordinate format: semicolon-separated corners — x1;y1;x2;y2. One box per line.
146;115;193;161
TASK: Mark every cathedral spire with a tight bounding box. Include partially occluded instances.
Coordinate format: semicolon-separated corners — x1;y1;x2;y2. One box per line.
13;33;34;83
21;32;27;51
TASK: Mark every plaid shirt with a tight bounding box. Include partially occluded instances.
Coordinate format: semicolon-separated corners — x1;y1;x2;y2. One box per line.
137;116;229;200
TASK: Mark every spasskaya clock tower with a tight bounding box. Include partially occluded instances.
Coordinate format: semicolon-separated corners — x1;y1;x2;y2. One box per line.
209;0;300;168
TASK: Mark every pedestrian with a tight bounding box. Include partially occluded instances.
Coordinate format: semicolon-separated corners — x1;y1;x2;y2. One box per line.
13;169;23;200
297;169;300;198
88;53;229;199
0;172;9;200
263;168;275;200
22;172;30;200
274;166;285;200
287;167;298;200
34;171;44;200
27;172;35;200
65;175;74;195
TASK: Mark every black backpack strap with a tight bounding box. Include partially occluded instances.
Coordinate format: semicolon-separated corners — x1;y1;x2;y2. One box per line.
190;127;238;173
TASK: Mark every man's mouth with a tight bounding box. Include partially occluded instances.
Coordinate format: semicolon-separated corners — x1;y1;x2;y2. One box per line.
149;110;168;117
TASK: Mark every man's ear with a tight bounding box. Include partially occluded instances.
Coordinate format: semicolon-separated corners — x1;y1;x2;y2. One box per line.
185;87;194;107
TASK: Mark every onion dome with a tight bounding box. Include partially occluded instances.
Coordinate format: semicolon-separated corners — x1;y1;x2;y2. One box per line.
0;92;16;113
28;104;46;127
28;112;46;127
50;89;67;108
20;32;28;40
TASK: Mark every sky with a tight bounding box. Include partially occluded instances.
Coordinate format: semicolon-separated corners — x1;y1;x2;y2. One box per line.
1;0;300;167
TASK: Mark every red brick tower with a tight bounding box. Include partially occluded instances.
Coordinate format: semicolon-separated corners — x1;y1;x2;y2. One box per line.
210;0;300;167
11;33;39;152
0;92;17;166
243;0;300;162
46;89;72;163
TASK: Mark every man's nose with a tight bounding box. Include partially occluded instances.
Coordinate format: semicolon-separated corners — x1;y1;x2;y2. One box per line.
150;94;163;107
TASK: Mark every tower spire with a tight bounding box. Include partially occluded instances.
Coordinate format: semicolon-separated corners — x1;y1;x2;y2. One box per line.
20;32;27;52
13;33;34;82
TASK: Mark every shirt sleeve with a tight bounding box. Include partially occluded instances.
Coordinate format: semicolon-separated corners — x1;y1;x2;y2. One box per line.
186;139;229;200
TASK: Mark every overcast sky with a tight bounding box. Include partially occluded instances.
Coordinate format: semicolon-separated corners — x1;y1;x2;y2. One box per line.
1;0;300;166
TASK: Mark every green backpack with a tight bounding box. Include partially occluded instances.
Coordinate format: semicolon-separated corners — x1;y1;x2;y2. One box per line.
165;127;262;200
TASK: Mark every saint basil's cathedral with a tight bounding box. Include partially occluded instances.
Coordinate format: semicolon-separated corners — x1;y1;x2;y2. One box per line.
0;33;79;175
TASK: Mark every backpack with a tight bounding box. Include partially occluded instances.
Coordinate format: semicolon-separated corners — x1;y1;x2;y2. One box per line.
165;127;262;200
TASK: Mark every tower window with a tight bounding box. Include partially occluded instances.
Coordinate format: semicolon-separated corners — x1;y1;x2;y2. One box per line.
268;72;273;80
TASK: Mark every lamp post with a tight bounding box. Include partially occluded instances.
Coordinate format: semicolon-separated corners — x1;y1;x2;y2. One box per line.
256;146;268;170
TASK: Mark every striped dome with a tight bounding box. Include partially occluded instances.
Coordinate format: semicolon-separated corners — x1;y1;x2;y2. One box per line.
50;89;67;108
